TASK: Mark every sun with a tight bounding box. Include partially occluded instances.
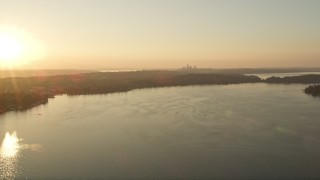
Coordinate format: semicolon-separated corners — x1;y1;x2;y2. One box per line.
0;26;47;68
0;33;23;65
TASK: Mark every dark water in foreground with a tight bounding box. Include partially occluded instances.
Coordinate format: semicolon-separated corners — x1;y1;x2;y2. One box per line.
1;83;320;179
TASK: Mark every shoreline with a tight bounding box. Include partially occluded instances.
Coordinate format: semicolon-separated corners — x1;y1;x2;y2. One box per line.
1;71;320;115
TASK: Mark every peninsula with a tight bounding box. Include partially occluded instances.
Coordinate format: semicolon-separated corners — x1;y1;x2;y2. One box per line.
1;70;260;114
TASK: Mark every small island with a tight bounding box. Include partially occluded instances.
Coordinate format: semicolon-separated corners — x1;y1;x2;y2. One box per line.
304;85;320;97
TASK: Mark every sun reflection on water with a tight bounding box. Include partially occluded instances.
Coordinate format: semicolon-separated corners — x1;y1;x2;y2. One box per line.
0;131;22;180
1;131;21;158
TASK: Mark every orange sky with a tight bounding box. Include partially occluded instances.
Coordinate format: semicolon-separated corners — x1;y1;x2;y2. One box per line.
0;0;320;69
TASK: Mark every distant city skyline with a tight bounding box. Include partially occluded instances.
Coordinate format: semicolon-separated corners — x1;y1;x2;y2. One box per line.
0;0;320;69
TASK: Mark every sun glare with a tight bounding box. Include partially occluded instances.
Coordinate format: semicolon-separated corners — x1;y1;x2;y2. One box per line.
0;26;46;68
0;33;23;64
0;131;21;158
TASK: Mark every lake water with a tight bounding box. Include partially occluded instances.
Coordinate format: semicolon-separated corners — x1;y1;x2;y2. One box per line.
1;83;320;179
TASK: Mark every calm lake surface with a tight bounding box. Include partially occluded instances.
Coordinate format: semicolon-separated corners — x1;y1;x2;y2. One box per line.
1;83;320;179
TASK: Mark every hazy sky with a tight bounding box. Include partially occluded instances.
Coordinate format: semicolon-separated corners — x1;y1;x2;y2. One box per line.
0;0;320;69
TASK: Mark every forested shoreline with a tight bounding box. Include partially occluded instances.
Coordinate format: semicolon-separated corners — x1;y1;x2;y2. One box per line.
1;71;320;114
